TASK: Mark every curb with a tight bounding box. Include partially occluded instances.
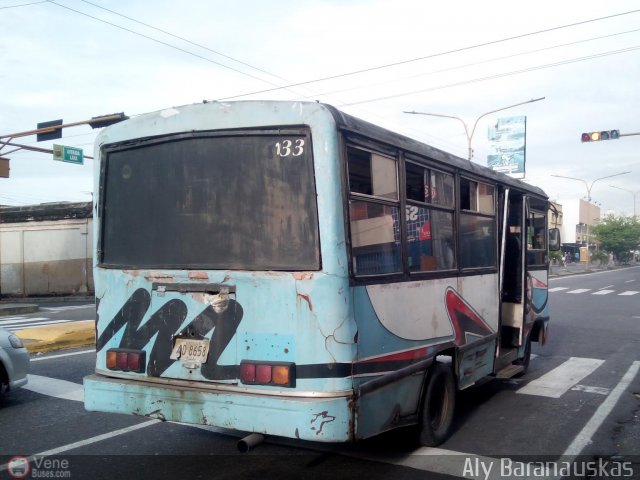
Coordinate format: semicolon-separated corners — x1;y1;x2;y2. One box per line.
1;296;95;304
0;303;39;316
15;321;95;353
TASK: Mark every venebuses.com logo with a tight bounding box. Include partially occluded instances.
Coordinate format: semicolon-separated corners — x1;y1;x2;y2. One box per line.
7;456;71;478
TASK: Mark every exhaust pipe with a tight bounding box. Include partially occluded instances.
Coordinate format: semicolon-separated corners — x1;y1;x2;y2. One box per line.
237;433;265;453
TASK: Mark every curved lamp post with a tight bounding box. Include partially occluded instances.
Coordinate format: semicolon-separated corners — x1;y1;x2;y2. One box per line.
551;171;631;265
404;97;545;160
609;184;639;218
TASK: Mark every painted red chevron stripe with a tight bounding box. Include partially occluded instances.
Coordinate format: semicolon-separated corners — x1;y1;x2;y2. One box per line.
445;288;492;346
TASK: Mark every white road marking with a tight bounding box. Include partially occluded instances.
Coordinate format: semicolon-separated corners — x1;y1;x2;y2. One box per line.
570;385;611;395
41;304;94;312
0;420;158;473
0;317;49;325
567;288;591;294
548;287;569;292
12;319;75;328
517;357;604;398
618;291;639;296
23;374;85;402
624;279;636;283
592;290;614;295
564;361;640;456
31;349;95;362
599;285;614;290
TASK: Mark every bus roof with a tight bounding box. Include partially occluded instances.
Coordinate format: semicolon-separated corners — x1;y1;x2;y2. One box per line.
323;103;548;200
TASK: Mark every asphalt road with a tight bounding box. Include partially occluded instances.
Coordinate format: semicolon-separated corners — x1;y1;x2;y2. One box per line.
1;267;639;479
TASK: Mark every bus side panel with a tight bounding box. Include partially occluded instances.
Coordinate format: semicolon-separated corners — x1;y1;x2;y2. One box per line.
352;281;453;438
352;275;499;438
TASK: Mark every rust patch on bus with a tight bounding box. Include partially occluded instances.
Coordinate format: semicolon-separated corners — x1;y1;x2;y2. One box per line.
145;272;174;282
292;272;314;281
189;271;209;280
297;293;313;312
124;270;140;277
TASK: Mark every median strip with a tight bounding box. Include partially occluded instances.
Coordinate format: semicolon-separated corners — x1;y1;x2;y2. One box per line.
15;321;95;353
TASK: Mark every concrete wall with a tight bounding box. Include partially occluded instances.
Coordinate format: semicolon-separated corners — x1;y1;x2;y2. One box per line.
0;204;93;297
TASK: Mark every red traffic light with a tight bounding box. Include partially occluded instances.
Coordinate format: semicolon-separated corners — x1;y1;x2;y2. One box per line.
581;129;620;142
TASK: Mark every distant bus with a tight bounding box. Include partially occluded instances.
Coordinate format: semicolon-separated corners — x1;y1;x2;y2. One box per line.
84;101;560;447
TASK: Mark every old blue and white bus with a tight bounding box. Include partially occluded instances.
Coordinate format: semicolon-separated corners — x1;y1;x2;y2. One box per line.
84;101;559;447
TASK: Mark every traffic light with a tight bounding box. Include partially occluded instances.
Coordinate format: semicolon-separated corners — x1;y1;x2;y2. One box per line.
88;113;129;129
581;129;620;142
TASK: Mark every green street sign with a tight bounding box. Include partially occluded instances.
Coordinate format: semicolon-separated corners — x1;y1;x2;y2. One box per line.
53;144;84;165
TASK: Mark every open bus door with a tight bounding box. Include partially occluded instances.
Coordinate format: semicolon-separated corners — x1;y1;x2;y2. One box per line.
498;192;552;376
497;189;527;376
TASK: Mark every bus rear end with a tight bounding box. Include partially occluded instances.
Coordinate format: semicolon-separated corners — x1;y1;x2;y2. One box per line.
84;102;356;442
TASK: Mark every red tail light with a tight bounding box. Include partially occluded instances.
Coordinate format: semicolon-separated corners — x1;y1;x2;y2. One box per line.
240;361;295;388
106;349;146;373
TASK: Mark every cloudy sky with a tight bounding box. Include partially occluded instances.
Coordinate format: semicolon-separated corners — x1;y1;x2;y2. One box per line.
1;0;639;216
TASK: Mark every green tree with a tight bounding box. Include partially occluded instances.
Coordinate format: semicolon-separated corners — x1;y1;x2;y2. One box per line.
591;214;640;261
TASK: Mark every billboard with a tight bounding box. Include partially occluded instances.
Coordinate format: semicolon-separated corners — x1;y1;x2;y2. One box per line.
487;116;526;178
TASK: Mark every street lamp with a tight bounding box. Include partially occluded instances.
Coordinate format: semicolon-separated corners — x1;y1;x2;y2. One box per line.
551;171;631;265
404;97;545;160
551;172;631;202
609;184;639;218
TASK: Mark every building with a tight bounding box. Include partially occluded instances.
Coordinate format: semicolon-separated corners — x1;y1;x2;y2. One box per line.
0;202;93;297
560;198;601;245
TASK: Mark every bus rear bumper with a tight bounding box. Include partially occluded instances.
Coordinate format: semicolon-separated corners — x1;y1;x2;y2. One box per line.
84;374;353;443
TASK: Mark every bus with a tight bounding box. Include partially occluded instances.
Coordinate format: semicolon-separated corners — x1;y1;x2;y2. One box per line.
84;100;560;447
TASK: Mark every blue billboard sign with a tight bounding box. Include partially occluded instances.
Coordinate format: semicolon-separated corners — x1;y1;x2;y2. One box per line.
487;116;526;178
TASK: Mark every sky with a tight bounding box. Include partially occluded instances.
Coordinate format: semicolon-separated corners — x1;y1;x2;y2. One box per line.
1;0;639;217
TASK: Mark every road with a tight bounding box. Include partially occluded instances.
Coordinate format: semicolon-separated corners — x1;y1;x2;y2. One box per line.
1;267;639;479
0;303;95;333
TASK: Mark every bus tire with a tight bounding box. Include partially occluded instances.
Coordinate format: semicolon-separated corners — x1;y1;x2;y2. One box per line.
514;335;532;376
418;362;456;447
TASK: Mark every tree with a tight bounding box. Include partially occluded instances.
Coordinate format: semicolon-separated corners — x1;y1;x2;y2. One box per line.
591;214;640;262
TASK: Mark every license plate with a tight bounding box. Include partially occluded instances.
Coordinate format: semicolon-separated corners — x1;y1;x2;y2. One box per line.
170;338;210;364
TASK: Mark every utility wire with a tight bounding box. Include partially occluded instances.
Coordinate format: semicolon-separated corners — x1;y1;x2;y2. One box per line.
0;1;46;9
78;0;287;84
294;27;640;101
45;0;289;91
215;9;640;101
339;45;640;107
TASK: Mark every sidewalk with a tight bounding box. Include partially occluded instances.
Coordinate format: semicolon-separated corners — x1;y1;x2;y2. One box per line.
549;261;630;277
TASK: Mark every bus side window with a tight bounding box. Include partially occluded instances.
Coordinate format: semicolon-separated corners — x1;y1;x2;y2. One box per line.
405;162;455;273
527;210;547;265
459;178;496;269
347;147;401;276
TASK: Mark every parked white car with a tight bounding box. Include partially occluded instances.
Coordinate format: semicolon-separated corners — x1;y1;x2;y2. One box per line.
0;327;30;396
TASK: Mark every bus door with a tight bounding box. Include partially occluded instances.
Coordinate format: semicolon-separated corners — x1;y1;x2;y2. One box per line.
524;197;550;344
499;190;526;350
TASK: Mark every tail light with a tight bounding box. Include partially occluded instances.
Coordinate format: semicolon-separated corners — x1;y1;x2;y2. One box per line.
240;361;295;388
106;349;146;373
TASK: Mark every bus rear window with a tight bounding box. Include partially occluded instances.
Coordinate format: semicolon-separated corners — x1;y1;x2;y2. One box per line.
100;131;320;270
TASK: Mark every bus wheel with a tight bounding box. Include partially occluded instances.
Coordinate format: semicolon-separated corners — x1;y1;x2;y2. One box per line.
418;362;456;447
514;336;532;376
